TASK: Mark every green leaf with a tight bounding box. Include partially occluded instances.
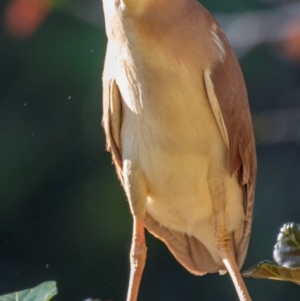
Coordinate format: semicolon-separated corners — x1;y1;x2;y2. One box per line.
243;260;300;285
273;222;300;268
0;281;57;301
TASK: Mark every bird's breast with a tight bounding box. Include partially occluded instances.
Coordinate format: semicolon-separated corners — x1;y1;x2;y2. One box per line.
119;52;231;224
117;39;243;248
118;45;224;157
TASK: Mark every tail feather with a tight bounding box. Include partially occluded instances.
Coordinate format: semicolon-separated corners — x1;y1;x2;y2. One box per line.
145;213;223;275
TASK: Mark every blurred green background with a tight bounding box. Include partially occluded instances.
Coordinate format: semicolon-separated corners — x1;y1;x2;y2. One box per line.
1;0;300;300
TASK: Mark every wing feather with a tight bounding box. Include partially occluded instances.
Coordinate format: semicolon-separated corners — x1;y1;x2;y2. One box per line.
204;26;257;268
204;70;229;149
102;56;123;184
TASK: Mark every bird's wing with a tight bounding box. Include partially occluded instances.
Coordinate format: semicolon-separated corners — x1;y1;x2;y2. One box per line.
102;48;123;185
146;24;256;274
146;28;256;273
203;26;257;268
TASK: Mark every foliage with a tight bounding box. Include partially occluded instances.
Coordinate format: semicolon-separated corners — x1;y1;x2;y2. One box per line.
243;223;300;284
0;282;57;301
273;222;300;268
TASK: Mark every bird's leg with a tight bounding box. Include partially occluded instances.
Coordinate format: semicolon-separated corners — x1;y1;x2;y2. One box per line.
208;163;252;301
126;217;147;301
123;161;148;301
215;211;252;301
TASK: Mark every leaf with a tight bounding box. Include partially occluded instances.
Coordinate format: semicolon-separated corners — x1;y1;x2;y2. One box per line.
273;222;300;268
0;281;57;301
243;222;300;285
242;260;300;285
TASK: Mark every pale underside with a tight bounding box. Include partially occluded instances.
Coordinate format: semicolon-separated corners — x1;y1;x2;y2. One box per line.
102;3;256;275
119;53;243;273
105;52;240;274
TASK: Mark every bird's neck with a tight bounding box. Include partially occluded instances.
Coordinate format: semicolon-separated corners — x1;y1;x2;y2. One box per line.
121;0;187;17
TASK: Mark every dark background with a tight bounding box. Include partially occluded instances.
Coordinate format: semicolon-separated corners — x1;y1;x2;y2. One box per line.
1;0;300;300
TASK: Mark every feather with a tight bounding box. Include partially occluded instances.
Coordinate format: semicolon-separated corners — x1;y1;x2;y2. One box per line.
206;25;257;266
102;75;123;185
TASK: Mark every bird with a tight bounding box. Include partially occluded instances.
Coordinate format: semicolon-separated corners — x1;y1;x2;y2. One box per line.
101;0;257;301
